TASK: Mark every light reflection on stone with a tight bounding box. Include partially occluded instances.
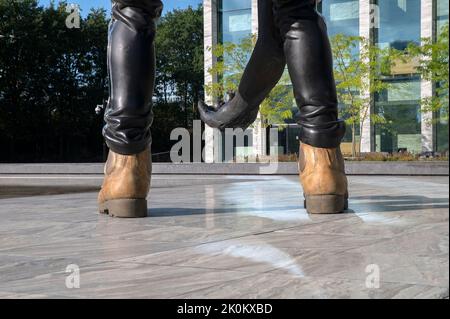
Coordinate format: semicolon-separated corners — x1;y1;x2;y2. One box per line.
197;240;305;278
221;178;311;222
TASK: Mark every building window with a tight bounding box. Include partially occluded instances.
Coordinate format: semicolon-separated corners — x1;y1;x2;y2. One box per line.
435;0;449;153
373;0;422;153
375;0;421;50
218;0;252;44
318;0;360;37
375;78;422;153
436;0;449;34
217;0;252;84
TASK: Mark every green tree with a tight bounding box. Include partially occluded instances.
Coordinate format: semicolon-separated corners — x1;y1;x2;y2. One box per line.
154;5;204;129
260;72;294;126
150;5;204;157
330;34;392;157
205;34;294;128
406;23;449;123
0;1;205;162
0;0;108;162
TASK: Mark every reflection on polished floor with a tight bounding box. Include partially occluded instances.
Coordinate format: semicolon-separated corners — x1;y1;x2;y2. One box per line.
0;174;448;299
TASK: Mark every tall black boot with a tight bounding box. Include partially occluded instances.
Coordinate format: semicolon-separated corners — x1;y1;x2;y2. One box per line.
198;0;286;130
99;0;162;218
273;0;348;213
103;0;163;155
275;0;345;148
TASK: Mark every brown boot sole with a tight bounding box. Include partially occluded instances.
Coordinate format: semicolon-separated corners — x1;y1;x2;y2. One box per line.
99;199;148;218
304;195;348;214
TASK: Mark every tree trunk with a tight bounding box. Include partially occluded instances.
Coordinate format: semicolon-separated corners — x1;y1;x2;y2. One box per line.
184;83;189;128
358;119;365;158
352;122;356;159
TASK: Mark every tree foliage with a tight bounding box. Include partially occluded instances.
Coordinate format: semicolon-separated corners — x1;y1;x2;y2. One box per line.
151;5;204;157
406;23;449;122
154;5;204;127
330;34;394;157
0;0;108;162
0;1;205;162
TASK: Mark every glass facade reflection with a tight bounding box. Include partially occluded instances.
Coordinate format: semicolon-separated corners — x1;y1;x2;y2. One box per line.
318;0;360;37
375;0;421;50
374;0;422;153
218;0;252;85
375;79;422;153
435;0;449;153
218;0;252;44
436;0;449;34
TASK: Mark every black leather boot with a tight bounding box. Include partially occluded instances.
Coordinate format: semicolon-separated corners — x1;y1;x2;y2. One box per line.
198;0;286;130
103;0;163;155
99;0;162;218
272;0;348;213
275;0;346;148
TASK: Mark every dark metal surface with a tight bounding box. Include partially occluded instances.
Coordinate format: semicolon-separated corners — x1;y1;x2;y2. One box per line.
103;1;163;155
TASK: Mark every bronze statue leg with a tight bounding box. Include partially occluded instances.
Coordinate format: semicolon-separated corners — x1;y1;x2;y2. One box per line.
98;0;162;218
103;0;163;155
274;0;345;148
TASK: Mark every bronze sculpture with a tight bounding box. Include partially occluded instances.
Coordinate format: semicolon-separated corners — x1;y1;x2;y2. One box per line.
98;0;162;218
98;0;349;217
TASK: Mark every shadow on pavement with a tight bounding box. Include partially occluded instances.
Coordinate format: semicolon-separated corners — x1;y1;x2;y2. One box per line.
350;195;449;212
0;186;100;199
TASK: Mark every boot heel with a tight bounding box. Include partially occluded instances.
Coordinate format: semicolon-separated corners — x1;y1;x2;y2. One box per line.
304;195;347;214
99;199;148;218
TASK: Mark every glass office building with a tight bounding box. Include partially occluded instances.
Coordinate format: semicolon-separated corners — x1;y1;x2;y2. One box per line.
204;0;449;156
435;0;449;152
374;0;422;153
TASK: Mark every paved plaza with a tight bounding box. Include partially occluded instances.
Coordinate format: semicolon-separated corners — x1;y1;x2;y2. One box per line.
0;174;448;299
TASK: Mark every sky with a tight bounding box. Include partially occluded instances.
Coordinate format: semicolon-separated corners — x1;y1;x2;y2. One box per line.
39;0;203;16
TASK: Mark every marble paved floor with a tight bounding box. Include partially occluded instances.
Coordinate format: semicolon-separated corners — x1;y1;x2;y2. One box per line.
0;174;448;299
